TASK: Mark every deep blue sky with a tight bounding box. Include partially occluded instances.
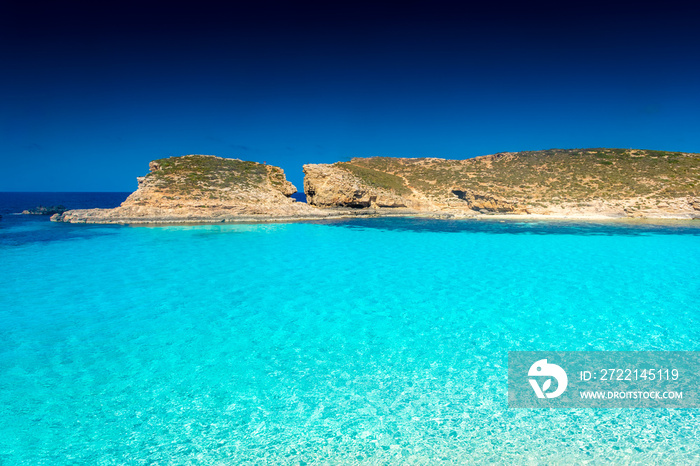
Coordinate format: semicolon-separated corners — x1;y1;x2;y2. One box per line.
2;1;699;191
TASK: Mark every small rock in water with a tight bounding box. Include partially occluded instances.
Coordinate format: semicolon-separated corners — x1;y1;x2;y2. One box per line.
21;205;67;215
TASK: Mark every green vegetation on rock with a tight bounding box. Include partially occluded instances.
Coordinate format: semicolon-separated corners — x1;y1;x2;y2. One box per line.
147;155;270;194
336;161;412;195
339;149;699;203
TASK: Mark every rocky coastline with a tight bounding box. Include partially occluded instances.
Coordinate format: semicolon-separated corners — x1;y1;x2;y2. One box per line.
52;150;700;224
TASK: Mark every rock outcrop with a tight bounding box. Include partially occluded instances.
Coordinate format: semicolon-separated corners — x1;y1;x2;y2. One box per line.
53;155;328;223
22;205;67;215
303;163;411;208
303;150;700;219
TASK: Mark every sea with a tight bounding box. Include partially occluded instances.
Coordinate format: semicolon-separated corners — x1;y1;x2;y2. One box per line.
1;192;699;464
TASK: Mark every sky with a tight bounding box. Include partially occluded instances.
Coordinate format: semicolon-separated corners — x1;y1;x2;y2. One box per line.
1;1;699;191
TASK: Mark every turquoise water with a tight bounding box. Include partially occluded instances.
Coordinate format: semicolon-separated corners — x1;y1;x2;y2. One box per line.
1;215;700;464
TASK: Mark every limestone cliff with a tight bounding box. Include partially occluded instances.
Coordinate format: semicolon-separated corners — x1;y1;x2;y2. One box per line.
303;163;412;208
53;155;322;223
304;149;700;218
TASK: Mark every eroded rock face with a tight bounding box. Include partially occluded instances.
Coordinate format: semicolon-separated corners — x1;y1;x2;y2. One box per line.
689;198;700;211
119;155;298;208
303;164;410;208
450;189;522;213
303;161;524;214
52;155;317;223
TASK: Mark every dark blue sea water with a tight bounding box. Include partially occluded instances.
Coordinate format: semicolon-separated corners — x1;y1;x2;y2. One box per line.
1;193;699;464
0;193;129;248
0;192;129;215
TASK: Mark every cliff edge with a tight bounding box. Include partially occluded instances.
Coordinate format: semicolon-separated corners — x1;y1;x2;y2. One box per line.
304;149;700;218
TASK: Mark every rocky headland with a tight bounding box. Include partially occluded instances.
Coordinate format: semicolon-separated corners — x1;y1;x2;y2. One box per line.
304;149;700;219
52;155;365;224
52;149;700;224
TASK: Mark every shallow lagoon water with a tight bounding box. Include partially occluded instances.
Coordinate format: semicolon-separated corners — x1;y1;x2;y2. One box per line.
1;213;699;464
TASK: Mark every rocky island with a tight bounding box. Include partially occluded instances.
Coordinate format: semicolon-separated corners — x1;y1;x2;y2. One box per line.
52;155;344;223
22;205;67;215
304;149;700;219
52;149;700;224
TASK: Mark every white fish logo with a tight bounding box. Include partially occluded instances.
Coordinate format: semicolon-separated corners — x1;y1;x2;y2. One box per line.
528;359;568;399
